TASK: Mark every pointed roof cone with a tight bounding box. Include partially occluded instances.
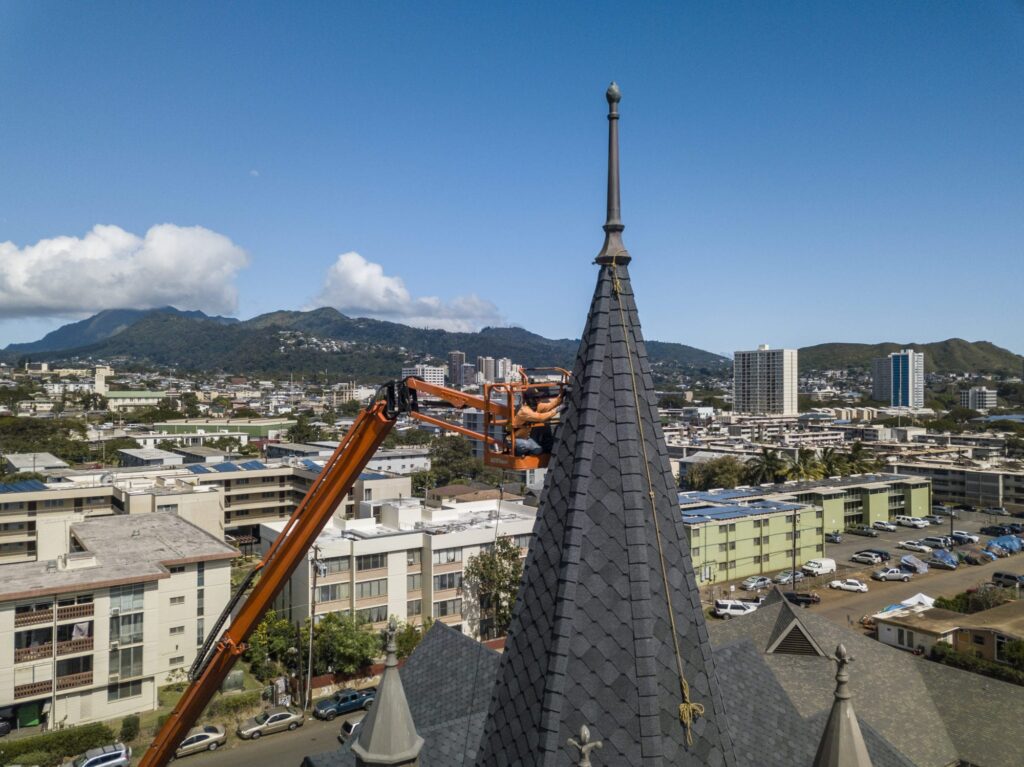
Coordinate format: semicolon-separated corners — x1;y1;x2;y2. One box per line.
353;619;424;766
476;84;736;766
812;645;874;767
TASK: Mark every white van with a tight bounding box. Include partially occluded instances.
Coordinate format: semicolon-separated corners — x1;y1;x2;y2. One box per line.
895;515;928;529
712;600;758;619
801;558;837;576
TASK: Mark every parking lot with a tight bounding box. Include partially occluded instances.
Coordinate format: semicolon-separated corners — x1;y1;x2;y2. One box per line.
705;509;1024;628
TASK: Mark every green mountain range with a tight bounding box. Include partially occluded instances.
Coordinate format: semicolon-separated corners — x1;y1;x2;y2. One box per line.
798;339;1023;375
2;307;728;378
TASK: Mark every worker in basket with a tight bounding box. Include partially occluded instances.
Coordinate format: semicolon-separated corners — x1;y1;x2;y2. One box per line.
511;387;564;456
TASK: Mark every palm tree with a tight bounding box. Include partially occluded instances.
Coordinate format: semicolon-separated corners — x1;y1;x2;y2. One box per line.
819;447;848;478
744;447;788;485
785;448;824;481
846;441;881;474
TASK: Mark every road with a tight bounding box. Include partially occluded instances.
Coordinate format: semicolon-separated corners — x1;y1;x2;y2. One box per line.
154;715;350;767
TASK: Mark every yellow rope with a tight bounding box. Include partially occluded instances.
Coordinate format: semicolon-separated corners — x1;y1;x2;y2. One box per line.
611;255;704;746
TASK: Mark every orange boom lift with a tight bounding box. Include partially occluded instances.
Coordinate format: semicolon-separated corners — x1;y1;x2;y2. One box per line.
139;371;568;767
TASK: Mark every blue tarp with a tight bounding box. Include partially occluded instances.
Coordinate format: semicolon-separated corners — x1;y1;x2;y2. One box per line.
930;550;958;570
990;535;1023;553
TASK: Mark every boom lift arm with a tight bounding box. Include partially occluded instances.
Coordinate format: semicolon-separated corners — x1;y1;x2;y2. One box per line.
139;372;568;767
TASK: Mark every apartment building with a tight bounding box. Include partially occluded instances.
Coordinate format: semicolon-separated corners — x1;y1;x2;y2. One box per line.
894;459;1024;514
261;497;535;640
873;349;925;408
959;386;998;411
732;345;798;416
447;351;466;387
0;513;234;729
681;473;931;583
154;418;296;440
401;365;445;388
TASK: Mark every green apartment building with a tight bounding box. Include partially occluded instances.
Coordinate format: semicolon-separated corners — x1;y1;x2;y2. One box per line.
154;418;297;439
681;473;931;584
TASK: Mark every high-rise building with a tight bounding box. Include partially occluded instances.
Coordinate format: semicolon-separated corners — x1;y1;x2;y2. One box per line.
447;351;466;387
959;386;997;411
732;345;798;415
400;365;445;388
873;349;924;408
475;356;496;383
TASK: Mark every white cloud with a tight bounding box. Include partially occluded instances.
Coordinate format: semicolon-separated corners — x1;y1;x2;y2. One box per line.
0;224;249;318
312;251;504;332
249;169;260;177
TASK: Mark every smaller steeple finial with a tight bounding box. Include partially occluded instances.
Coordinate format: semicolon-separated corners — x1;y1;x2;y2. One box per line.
595;82;631;266
812;644;874;767
833;644;852;701
567;724;603;767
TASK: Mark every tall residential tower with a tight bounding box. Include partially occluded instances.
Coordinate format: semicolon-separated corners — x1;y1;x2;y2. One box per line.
733;345;798;415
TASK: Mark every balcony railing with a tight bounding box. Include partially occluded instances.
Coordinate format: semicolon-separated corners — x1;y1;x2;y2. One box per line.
14;680;52;699
56;671;93;691
57;636;94;655
14;670;96;697
14;644;53;663
14;609;53;628
57;603;94;621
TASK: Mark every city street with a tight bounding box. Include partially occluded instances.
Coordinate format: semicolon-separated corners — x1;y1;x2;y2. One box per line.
159;715;347;767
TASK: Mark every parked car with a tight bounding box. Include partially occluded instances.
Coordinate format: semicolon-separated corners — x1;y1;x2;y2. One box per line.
237;707;304;739
847;525;879;538
850;552;882;565
895;515;928;529
61;744;131;767
825;531;843;544
898;540;933;554
873;520;897;532
713;599;758;619
980;525;1013;537
872;567;911;582
923;515;944;526
921;536;952;550
783;591;821;606
952;530;979;544
0;718;10;737
992;572;1024;589
932;506;958;518
313;688;377;721
860;548;892;562
828;578;869;593
175;726;226;759
801;558;837;576
337;712;366;744
773;569;805;585
740;575;773;591
1005;523;1024;534
984;507;1010;516
953;503;975;512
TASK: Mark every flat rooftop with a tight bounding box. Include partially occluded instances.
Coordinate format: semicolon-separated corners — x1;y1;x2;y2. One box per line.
3;452;69;471
118;448;181;461
0;513;237;602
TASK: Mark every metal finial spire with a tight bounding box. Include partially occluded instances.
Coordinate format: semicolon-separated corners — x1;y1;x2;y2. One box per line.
596;81;631;265
812;644;874;767
567;724;603;766
833;644;852;701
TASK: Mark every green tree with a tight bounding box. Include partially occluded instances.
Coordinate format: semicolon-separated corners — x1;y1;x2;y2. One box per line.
311;612;381;676
464;537;524;639
287;414;322;444
845;442;880;474
1002;639;1024;673
743;448;788;485
0;416;90;463
179;392;201;417
338;399;364;417
785;448;824;481
394;617;433;659
683;456;747;491
243;610;298;680
101;437;143;466
818;447;848;477
426;436;501;488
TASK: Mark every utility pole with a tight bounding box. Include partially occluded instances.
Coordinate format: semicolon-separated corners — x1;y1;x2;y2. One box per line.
306;544;321;710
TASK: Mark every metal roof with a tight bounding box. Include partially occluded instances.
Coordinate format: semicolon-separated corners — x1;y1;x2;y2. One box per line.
0;479;48;493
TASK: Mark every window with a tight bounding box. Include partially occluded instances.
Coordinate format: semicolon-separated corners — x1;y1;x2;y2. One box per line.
107;679;143;701
356;553;386;571
316;583;350;603
718;543;727;553
786;532;794;541
170;596;186;606
725;523;736;532
690;527;701;537
728;541;736;550
717;562;729;572
356;605;388;623
170;656;185;666
323;556;350;574
156;504;178;513
407;573;422;592
406;550;422;567
973;635;985;646
753;555;762;564
752;520;762;528
433;598;462;618
355;579;387;599
197;618;205;647
197;562;205;587
196;589;205;616
407;599;422;617
432;548;462;565
815;510;823;519
110;646;143;677
433;572;463;591
168;565;185;575
761;535;770;544
110;583;145;613
110;613;144;645
512;534;531;549
169;626;185;636
364;488;372;501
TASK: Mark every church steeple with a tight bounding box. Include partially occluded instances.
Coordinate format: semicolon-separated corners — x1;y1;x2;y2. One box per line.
476;84;735;766
812;645;874;767
595;82;630;265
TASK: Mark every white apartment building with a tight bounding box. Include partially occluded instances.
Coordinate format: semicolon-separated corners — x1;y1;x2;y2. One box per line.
261;497;536;640
732;346;799;416
959;386;997;411
401;365;445;388
873;349;925;409
0;513;234;729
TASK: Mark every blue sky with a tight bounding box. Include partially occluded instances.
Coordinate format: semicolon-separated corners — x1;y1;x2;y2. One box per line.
1;1;1022;357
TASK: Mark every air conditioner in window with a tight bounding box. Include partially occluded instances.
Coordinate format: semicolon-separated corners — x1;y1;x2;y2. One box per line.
110;641;119;650
110;607;120;616
108;673;120;683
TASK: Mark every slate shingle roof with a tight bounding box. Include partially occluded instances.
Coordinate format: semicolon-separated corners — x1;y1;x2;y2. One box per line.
302;622;498;767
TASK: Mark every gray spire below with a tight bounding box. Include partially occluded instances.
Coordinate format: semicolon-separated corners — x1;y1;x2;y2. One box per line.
812;645;874;767
353;619;424;766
